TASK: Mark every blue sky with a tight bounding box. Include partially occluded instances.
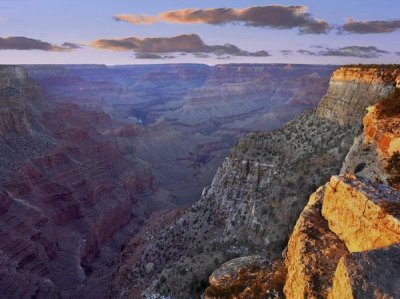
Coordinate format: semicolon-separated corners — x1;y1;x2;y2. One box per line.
0;0;399;64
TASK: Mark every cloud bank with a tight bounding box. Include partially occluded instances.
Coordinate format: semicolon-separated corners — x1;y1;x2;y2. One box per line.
91;34;270;57
114;5;330;34
341;19;400;34
298;46;389;58
0;36;80;51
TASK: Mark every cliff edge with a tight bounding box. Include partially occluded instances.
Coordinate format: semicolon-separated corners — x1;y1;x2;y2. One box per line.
316;66;400;126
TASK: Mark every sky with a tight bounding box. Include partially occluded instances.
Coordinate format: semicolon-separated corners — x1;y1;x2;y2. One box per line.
0;0;399;65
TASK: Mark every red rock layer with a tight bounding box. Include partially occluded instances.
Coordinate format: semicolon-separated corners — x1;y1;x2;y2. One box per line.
0;67;155;297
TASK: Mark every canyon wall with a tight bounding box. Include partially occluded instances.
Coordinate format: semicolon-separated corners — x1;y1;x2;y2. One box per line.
316;66;400;126
0;66;155;297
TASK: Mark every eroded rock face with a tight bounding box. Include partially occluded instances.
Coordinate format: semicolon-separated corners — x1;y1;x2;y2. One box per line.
340;88;400;188
329;244;400;299
322;175;400;252
204;256;285;299
284;187;348;299
316;67;400;126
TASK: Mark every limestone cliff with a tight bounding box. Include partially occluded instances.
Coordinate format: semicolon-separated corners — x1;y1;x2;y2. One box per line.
316;66;400;126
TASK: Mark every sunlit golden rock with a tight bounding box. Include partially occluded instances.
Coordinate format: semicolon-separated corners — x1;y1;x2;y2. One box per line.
284;187;348;299
330;67;400;85
322;175;400;253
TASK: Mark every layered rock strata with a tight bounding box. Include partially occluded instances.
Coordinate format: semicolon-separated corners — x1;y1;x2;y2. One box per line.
0;66;155;297
316;66;400;126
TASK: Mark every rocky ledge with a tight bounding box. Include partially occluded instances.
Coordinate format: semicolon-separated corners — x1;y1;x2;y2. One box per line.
284;175;400;298
204;256;285;299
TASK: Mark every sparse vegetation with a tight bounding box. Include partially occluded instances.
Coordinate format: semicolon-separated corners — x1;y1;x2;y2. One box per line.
386;151;400;189
376;89;400;119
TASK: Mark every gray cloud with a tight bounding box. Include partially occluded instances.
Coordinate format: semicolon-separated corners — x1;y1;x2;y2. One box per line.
298;46;389;58
281;50;293;56
91;34;270;57
114;5;330;34
134;53;175;59
61;42;82;50
217;56;232;60
193;53;211;59
0;36;79;51
395;52;400;56
341;19;400;34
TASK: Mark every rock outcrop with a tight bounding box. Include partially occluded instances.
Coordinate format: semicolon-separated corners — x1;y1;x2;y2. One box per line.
284;186;348;298
285;174;400;299
322;175;400;252
363;90;400;158
204;256;285;299
341;87;400;188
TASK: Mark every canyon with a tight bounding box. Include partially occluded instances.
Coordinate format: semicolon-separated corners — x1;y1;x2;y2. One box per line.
0;66;157;298
26;64;334;208
0;63;399;298
0;63;335;298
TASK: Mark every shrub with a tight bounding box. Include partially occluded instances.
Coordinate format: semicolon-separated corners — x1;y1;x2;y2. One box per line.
376;89;400;119
386;151;400;189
